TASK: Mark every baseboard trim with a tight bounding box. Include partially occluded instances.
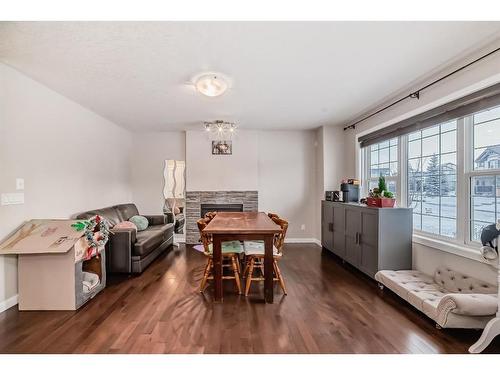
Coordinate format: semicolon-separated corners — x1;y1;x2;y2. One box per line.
285;238;321;247
0;294;18;313
311;238;321;247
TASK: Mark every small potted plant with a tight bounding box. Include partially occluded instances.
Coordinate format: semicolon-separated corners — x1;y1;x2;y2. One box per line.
366;176;396;208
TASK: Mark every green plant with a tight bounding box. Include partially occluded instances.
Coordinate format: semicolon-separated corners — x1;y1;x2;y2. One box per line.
368;176;395;199
383;190;394;199
378;176;387;193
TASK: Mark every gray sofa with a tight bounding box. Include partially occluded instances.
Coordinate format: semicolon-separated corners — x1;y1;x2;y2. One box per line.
76;203;174;273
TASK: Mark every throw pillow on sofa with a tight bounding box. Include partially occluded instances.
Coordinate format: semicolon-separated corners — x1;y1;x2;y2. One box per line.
129;215;149;231
114;221;138;231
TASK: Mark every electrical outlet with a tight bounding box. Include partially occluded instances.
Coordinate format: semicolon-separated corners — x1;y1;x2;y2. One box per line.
301;224;306;231
16;178;24;190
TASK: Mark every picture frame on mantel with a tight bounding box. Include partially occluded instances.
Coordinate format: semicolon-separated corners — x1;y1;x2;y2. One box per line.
212;140;232;155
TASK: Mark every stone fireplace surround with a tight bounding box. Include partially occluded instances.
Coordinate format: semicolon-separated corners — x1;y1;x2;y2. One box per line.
185;191;258;244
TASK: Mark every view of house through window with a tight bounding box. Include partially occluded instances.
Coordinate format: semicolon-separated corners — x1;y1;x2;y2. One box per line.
470;105;500;240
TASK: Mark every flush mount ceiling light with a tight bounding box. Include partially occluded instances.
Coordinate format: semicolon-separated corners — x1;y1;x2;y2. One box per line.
194;73;228;97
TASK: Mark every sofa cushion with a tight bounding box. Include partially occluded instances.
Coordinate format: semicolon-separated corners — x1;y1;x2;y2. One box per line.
76;206;122;227
422;295;442;321
114;221;138;230
375;270;434;300
408;288;447;316
114;203;140;221
143;215;166;226
130;215;149;231
134;229;165;256
148;223;174;242
148;223;173;232
434;267;496;294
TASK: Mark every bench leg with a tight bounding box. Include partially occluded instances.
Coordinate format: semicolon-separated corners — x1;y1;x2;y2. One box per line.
469;317;500;354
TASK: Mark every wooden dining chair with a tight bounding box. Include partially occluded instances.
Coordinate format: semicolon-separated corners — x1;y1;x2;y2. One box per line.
243;215;288;296
267;212;279;220
204;211;218;221
197;217;243;294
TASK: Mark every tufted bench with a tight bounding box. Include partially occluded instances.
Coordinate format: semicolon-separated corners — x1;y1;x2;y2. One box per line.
375;267;498;329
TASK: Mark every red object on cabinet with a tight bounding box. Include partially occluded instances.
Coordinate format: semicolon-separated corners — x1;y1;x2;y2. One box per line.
366;197;396;208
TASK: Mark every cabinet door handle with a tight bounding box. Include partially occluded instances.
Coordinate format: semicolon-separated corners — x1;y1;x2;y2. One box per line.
358;233;362;245
355;232;359;244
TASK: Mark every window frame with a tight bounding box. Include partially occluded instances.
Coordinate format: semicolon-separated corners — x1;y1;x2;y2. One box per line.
404;121;460;242
362;139;401;207
361;110;500;251
466;112;500;245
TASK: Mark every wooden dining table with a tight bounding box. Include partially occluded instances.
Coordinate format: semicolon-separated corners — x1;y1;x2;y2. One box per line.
202;211;282;303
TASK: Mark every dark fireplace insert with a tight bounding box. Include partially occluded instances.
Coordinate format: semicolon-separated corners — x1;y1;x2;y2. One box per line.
200;203;243;218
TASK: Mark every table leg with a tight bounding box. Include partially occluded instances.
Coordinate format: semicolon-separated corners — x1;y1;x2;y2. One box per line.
264;234;274;303
213;234;223;302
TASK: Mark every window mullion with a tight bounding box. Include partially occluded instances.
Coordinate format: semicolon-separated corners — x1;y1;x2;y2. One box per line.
364;147;370;197
400;135;407;208
456;117;467;244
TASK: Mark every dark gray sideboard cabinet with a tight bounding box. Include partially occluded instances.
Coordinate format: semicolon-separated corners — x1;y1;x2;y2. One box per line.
321;201;412;279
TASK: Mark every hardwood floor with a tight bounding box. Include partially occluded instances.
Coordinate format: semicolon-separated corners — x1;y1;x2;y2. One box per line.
0;243;499;354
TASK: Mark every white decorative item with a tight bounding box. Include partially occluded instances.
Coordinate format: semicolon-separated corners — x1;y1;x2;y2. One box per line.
163;160;186;246
469;219;500;353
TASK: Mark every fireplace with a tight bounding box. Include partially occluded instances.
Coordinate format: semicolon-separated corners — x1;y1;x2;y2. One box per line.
185;191;258;244
200;203;243;218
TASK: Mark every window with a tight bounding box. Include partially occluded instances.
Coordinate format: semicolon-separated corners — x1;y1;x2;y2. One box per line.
366;138;398;195
469;105;500;241
361;102;500;249
473;106;500;171
470;175;500;240
407;121;457;238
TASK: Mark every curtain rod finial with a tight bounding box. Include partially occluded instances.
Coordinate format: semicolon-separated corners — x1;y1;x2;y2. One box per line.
343;124;356;131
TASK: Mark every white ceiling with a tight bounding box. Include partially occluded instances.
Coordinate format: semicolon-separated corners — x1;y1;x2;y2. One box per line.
1;22;500;131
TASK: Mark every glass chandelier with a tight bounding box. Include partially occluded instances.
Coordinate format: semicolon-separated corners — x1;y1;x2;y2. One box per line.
203;120;237;140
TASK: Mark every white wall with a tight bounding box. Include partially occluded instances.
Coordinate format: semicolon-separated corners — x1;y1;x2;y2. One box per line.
313;125;349;242
314;128;324;240
322;125;347;190
130;132;185;214
258;130;317;238
336;40;500;283
0;63;132;308
186;130;259;191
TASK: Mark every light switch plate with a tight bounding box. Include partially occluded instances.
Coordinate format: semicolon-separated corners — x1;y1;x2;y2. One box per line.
16;178;24;190
1;192;25;205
